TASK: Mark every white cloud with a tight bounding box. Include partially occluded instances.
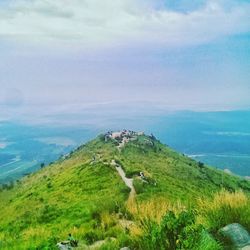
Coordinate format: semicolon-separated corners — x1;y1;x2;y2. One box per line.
0;0;249;48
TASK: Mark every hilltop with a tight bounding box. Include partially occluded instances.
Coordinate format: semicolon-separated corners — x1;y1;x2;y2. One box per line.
0;131;249;249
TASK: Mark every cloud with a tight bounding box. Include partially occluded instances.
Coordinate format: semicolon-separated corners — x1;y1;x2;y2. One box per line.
0;0;249;49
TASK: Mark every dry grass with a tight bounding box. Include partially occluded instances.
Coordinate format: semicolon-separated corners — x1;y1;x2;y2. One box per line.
197;189;250;230
198;189;248;210
21;226;50;240
125;196;186;239
127;196;185;223
100;212;118;230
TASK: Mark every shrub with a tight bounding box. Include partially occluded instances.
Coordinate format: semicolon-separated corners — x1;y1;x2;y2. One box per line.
194;231;222;250
198;162;204;168
139;210;204;250
161;210;203;249
139;219;162;249
133;179;145;194
125;170;140;178
47;182;53;189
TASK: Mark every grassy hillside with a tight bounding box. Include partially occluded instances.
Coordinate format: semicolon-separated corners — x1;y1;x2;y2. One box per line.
117;134;250;202
0;132;249;249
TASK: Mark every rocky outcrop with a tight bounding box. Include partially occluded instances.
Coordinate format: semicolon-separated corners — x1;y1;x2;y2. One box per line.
220;223;250;249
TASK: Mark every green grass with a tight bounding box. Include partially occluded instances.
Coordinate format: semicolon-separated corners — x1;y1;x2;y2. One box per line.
0;134;249;249
194;231;223;250
0;138;129;248
118;135;249;204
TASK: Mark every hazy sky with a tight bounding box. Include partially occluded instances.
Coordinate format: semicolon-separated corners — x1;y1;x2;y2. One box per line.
0;0;250;123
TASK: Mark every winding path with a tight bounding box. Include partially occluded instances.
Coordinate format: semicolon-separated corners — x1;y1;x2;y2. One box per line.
111;160;135;199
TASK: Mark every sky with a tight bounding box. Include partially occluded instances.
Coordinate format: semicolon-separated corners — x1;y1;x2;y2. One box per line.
0;0;250;124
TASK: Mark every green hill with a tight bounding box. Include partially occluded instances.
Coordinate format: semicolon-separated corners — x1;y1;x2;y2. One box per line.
0;131;249;249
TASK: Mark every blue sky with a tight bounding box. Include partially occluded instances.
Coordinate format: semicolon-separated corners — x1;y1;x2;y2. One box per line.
0;0;249;123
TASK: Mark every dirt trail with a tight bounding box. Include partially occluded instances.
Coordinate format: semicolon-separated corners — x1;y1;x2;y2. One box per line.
111;160;135;199
117;137;129;151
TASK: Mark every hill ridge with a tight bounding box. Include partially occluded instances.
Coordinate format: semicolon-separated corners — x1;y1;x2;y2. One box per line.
0;131;249;249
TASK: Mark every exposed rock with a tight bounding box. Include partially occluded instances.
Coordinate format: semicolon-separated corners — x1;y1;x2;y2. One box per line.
56;242;72;250
220;223;250;249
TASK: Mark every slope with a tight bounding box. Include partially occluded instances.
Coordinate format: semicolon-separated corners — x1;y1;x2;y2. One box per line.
0;131;249;249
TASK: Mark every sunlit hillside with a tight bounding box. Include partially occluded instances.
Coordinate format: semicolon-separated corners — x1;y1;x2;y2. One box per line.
0;132;249;249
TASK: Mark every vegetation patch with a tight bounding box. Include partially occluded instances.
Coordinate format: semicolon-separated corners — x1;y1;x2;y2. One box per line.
0;134;249;249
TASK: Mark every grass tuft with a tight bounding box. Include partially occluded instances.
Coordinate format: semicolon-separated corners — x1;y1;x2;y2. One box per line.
198;189;250;231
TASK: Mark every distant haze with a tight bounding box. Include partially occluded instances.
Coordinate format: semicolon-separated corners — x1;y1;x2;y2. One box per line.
0;0;250;124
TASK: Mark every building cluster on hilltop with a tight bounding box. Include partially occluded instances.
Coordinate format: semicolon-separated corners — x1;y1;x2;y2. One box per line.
104;130;144;142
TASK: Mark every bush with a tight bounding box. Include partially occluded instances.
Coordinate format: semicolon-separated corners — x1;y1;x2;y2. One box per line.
139;219;162;249
139;210;204;250
161;210;203;249
194;231;222;250
125;170;140;178
47;182;53;189
198;162;204;168
133;179;145;194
